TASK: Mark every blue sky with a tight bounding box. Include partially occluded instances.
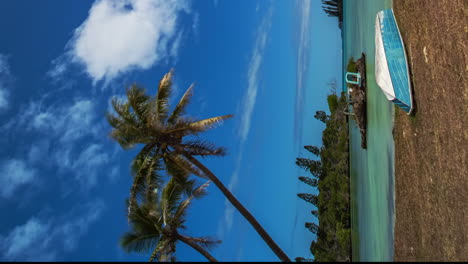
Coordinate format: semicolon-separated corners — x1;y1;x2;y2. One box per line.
0;0;341;261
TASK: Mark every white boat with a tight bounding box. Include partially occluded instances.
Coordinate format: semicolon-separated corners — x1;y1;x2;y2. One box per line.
375;9;413;114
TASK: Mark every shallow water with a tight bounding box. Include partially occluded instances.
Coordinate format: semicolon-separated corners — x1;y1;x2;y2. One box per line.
343;0;395;261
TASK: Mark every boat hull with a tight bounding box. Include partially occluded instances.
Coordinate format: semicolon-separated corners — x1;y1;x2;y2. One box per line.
375;9;413;114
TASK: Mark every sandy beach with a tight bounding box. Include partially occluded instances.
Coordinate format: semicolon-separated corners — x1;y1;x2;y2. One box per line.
392;0;468;261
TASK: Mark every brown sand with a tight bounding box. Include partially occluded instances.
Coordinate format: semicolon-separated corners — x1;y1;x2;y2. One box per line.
392;0;468;261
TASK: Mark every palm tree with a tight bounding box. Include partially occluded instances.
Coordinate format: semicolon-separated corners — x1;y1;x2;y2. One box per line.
107;70;291;261
126;152;163;216
121;178;220;262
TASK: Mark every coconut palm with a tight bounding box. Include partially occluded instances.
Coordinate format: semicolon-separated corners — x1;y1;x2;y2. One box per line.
126;152;163;216
107;70;290;261
121;178;220;262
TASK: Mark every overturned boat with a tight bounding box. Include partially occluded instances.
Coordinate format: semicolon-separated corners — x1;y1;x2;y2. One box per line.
375;9;413;114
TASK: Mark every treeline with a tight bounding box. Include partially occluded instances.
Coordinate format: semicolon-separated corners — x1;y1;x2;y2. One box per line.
321;0;343;29
295;92;351;262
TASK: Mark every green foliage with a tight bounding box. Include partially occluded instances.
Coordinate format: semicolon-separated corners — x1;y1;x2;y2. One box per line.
296;92;351;262
121;178;219;262
305;222;319;234
304;145;322;157
298;193;318;206
299;176;318;188
311;210;319;218
347;57;357;73
327;94;339;114
296;158;323;178
314;111;330;123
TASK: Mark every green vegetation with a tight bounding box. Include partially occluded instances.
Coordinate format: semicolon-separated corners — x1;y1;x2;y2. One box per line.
121;178;219;262
295;92;351;262
107;70;290;261
346;57;357;73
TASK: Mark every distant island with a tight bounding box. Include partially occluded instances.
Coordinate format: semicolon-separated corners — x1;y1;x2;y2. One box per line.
295;91;351;262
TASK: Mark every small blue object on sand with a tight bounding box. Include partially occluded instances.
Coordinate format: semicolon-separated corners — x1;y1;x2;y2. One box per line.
375;9;413;114
345;72;361;86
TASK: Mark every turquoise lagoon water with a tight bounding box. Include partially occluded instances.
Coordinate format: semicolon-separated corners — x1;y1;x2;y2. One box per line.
343;0;395;261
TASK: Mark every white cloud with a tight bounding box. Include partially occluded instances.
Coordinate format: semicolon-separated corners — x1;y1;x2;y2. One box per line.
0;89;7;110
238;8;273;142
109;166;120;182
169;31;183;62
2;98;110;190
292;0;311;146
0;201;105;261
223;171;239;232
0;54;12;110
0;218;50;260
53;0;190;84
29;100;110;188
218;7;274;240
28;140;50;165
0;159;36;198
72;144;110;187
218;153;241;238
2;98;98;143
192;12;200;36
0;55;8;72
31;99;98;143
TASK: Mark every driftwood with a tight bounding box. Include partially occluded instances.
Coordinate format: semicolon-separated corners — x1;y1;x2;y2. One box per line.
348;53;367;149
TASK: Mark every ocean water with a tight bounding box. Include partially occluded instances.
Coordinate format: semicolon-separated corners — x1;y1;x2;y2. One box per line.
343;0;395;261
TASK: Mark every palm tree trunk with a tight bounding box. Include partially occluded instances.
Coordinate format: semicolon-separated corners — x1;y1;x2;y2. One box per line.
183;154;291;262
177;234;218;262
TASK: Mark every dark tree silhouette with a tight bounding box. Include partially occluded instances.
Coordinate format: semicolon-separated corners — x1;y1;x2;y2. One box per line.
321;0;343;29
296;158;322;178
311;210;319;218
304;145;322;156
299;176;318;188
314;110;330;123
298;193;318;206
305;222;319;234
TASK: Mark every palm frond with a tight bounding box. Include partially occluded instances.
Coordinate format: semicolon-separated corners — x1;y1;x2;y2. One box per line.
179;179;196;198
161;178;184;225
167;83;194;125
172;181;210;225
149;246;160;262
172;197;192;227
110;97;141;128
126;84;151;124
192;181;210;199
128;147;163;211
107;104;153;149
154;236;177;261
188;114;234;134
126;200;164;234
180;139;226;157
155;69;174;124
184;236;222;251
143;156;163;203
150;237;170;262
120;232;160;253
163;154;190;181
166;153;205;178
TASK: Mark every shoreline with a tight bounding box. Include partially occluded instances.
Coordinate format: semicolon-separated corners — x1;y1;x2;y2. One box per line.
392;0;467;261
